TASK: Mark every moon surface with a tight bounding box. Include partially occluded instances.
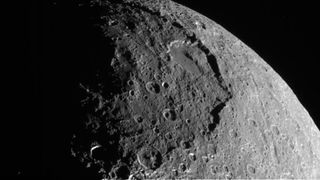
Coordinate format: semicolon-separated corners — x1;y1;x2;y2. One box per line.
71;0;320;179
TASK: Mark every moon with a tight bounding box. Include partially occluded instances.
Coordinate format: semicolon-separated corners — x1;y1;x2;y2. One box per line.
70;0;320;179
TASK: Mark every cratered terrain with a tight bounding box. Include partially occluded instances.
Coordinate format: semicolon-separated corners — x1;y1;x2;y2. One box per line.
70;0;320;179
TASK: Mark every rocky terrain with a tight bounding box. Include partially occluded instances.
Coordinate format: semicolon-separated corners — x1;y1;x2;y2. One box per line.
70;0;320;179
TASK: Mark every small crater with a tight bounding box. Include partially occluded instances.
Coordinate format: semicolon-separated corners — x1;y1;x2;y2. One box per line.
162;109;177;121
185;118;191;124
208;143;218;155
179;163;187;172
202;155;209;163
151;119;157;125
188;133;195;141
127;79;134;86
188;153;196;161
153;73;162;81
176;104;184;112
229;129;238;139
130;136;136;143
271;125;280;136
164;54;171;62
172;21;184;29
162;82;169;89
108;19;118;26
129;90;135;97
180;140;191;149
112;164;130;179
288;138;296;151
125;21;136;31
153;127;160;134
210;165;218;175
109;171;116;179
248;119;258;127
145;81;160;94
225;172;233;180
247;164;256;175
138;146;162;170
171;169;178;176
134;115;143;123
200;129;206;136
165;132;173;140
263;145;269;156
223;165;229;173
90;145;103;160
189;91;196;98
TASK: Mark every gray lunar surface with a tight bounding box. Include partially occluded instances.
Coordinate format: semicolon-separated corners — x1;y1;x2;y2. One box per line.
71;0;320;179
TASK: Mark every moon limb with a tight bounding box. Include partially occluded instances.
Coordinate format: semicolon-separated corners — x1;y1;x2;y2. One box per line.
71;0;320;179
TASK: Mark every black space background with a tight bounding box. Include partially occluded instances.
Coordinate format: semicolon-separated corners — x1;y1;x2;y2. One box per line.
10;0;319;178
